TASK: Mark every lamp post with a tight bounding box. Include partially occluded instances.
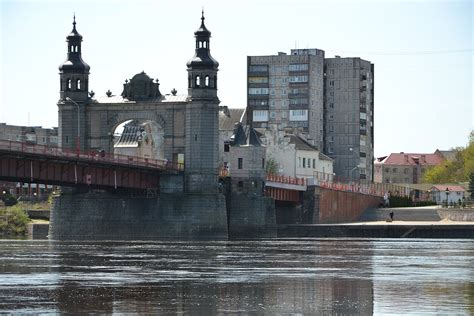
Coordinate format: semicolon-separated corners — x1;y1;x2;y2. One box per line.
66;97;80;157
445;187;450;206
350;166;358;183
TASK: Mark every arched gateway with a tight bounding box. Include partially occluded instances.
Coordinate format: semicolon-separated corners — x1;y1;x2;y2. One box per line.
57;13;219;193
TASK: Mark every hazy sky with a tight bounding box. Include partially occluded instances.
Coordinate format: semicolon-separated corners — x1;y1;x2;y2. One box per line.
0;0;472;157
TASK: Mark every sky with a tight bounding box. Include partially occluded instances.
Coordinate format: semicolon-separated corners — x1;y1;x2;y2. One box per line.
0;0;472;157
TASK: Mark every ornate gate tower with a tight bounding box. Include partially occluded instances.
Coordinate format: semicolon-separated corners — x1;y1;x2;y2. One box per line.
57;15;90;152
185;12;220;193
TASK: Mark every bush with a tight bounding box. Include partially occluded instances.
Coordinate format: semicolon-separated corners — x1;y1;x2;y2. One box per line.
389;196;413;207
1;192;17;206
0;205;30;236
413;200;437;207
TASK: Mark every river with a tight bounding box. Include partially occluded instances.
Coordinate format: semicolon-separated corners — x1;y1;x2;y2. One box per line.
0;239;472;314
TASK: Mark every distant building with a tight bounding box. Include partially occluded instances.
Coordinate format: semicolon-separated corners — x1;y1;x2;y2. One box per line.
374;152;445;184
246;49;374;182
0;123;58;147
263;129;334;181
429;185;465;205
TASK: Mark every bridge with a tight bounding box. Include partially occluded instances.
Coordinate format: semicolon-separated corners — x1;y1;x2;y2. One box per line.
0;140;183;191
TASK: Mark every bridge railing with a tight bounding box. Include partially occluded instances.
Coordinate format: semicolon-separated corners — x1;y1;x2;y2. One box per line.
0;140;184;172
266;174;307;186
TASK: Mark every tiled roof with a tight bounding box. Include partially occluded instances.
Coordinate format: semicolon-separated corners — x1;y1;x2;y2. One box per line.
375;152;444;166
219;108;246;131
319;152;334;162
288;135;318;152
115;122;139;147
431;185;465;192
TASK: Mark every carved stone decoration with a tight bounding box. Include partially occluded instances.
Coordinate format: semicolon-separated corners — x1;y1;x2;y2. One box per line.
121;71;161;101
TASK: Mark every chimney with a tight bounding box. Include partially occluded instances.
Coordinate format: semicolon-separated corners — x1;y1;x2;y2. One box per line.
421;154;426;163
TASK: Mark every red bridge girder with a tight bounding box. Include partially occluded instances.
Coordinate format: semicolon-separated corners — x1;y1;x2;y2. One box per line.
0;156;160;190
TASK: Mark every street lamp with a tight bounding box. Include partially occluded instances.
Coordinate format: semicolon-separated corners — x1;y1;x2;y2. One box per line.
66;97;80;157
445;187;450;206
350;166;358;182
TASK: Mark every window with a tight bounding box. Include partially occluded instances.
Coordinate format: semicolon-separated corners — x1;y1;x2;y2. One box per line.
249;65;268;73
238;181;243;188
329;80;335;86
195;75;200;87
67;79;71;90
404;168;409;174
65;136;69;143
253;110;269;122
289;64;308;71
270;111;276;118
289;109;308;121
313;159;316;169
248;88;269;95
224;142;230;152
329;103;334;109
262;158;265;169
289;75;308;83
76;79;81;90
282;111;287;118
392;168;397;173
303;158;306;168
205;75;209;87
248;77;269;84
238;158;243;169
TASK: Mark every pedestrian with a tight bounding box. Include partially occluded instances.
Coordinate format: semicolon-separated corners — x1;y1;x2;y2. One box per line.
384;192;390;208
389;210;394;221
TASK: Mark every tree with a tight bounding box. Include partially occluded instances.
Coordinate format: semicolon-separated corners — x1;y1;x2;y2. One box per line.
468;173;474;198
423;140;474;184
266;157;279;175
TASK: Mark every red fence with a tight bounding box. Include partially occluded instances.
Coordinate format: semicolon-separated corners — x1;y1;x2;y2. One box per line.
266;174;307;186
0;140;183;172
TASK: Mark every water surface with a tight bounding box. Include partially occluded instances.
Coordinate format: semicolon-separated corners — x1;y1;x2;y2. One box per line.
0;239;472;314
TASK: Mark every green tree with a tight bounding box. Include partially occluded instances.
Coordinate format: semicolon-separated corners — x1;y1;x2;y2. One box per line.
266;157;279;175
468;173;474;198
423;140;474;184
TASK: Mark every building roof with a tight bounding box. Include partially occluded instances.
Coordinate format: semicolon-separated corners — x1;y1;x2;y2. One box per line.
435;149;457;161
230;122;262;147
319;152;334;162
219;108;246;131
430;185;465;192
287;135;317;152
114;122;140;148
375;152;444;166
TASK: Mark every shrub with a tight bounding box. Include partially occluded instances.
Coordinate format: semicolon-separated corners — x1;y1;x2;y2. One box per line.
0;205;30;236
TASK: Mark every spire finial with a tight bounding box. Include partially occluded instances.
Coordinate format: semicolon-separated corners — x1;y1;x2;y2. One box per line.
73;13;76;30
201;7;205;22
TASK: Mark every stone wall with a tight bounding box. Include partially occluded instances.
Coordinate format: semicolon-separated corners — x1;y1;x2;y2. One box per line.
228;192;276;239
49;191;228;240
438;209;474;221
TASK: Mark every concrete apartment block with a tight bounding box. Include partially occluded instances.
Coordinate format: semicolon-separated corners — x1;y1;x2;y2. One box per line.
324;57;374;182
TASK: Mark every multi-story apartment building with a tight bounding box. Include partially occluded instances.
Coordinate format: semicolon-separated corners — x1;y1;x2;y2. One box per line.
324;57;374;181
246;50;374;182
247;49;325;151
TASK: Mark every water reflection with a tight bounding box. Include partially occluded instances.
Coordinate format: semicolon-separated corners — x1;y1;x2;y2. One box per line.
0;239;472;314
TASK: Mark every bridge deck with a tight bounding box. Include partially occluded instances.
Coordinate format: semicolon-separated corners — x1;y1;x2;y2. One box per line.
0;140;183;190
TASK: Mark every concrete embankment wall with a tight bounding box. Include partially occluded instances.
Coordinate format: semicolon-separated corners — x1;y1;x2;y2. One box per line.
438;209;474;221
49;192;228;240
279;224;474;239
316;187;383;223
275;186;383;225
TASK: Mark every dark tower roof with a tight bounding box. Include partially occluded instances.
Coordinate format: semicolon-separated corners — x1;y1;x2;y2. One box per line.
67;14;82;40
230;122;262;147
186;11;219;69
59;15;90;73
